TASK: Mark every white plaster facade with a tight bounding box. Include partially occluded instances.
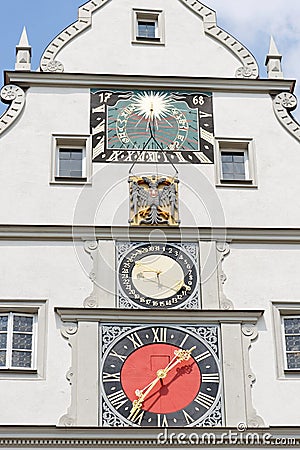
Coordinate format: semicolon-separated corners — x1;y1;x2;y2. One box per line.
0;0;300;447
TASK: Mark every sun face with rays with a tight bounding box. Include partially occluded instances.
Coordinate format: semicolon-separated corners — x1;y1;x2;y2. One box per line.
132;91;174;125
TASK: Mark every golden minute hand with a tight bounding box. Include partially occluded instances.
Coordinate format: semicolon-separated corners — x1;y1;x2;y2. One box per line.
129;374;162;420
135;261;161;274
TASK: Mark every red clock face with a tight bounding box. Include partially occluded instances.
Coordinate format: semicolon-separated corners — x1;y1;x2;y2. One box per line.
100;325;221;427
121;343;201;414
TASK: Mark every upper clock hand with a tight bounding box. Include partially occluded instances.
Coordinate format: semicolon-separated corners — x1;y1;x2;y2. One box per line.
135;261;162;275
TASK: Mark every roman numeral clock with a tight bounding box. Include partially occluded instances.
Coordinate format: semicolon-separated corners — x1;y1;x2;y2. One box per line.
100;323;222;427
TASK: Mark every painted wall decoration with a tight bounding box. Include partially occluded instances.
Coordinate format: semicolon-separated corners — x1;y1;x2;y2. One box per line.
91;89;214;164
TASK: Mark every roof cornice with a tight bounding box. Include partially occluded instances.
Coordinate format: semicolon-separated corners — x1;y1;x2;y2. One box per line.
4;72;295;94
1;225;300;244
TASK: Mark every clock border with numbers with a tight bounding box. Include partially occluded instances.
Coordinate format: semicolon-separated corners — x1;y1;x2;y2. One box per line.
90;89;214;164
117;242;200;309
99;323;222;427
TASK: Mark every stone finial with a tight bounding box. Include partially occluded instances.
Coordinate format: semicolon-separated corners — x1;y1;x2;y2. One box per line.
265;35;283;79
15;27;31;71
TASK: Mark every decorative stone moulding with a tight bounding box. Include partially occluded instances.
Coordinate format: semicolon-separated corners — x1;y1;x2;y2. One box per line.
241;324;265;427
273;92;300;142
179;0;259;79
40;0;259;79
40;0;111;72
0;85;26;136
216;242;234;310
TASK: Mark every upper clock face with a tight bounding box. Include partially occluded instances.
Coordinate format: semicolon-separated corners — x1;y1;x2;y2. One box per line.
100;324;222;427
91;89;214;164
117;242;199;309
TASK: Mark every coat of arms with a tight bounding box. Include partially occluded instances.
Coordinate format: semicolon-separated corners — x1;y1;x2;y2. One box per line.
129;175;179;226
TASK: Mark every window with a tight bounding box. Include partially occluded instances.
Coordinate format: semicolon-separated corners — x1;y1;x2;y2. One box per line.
272;302;300;378
138;21;156;39
0;313;36;369
132;9;165;45
0;300;47;379
51;135;92;184
58;148;84;179
221;151;247;180
215;138;257;187
282;316;300;370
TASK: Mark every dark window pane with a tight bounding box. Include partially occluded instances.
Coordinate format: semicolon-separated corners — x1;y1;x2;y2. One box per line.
233;164;246;175
12;351;32;368
138;21;156;38
233;153;245;163
0;334;7;349
0;334;7;350
59;151;72;160
222;162;234;174
71;151;83;160
286;352;300;369
13;333;32;350
0;351;6;366
221;154;233;163
13;316;33;332
221;151;246;180
284;318;300;334
58;149;83;177
0;316;8;332
285;335;300;352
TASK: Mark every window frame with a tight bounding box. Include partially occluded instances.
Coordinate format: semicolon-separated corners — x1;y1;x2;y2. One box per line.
0;312;37;370
0;300;47;379
51;135;92;185
132;9;165;45
215;138;257;187
272;302;300;379
281;315;300;371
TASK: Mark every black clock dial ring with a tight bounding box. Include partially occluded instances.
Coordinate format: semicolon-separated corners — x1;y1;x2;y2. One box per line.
118;243;198;309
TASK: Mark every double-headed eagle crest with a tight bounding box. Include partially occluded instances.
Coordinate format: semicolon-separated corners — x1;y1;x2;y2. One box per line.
129;176;179;226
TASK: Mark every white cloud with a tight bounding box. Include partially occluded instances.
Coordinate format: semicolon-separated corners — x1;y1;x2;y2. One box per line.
203;0;300;121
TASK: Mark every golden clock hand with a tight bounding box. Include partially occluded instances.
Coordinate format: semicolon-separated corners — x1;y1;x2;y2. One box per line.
135;261;162;275
163;346;196;376
129;346;196;419
129;372;165;419
136;275;182;293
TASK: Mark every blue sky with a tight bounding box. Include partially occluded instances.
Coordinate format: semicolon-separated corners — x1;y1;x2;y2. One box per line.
0;0;299;120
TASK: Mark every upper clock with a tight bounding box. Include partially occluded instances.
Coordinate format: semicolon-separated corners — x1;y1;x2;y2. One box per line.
91;89;214;164
117;242;200;309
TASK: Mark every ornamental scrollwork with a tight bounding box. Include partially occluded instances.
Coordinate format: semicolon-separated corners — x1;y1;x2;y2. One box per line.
45;60;64;72
216;242;234;310
200;398;222;427
0;85;26;137
186;325;219;356
235;66;256;79
101;325;132;355
61;322;78;339
102;401;126;427
273;92;300;142
241;323;265;427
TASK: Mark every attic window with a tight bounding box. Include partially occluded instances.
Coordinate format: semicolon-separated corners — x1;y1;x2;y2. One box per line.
132;9;165;45
215;138;257;187
138;21;156;39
